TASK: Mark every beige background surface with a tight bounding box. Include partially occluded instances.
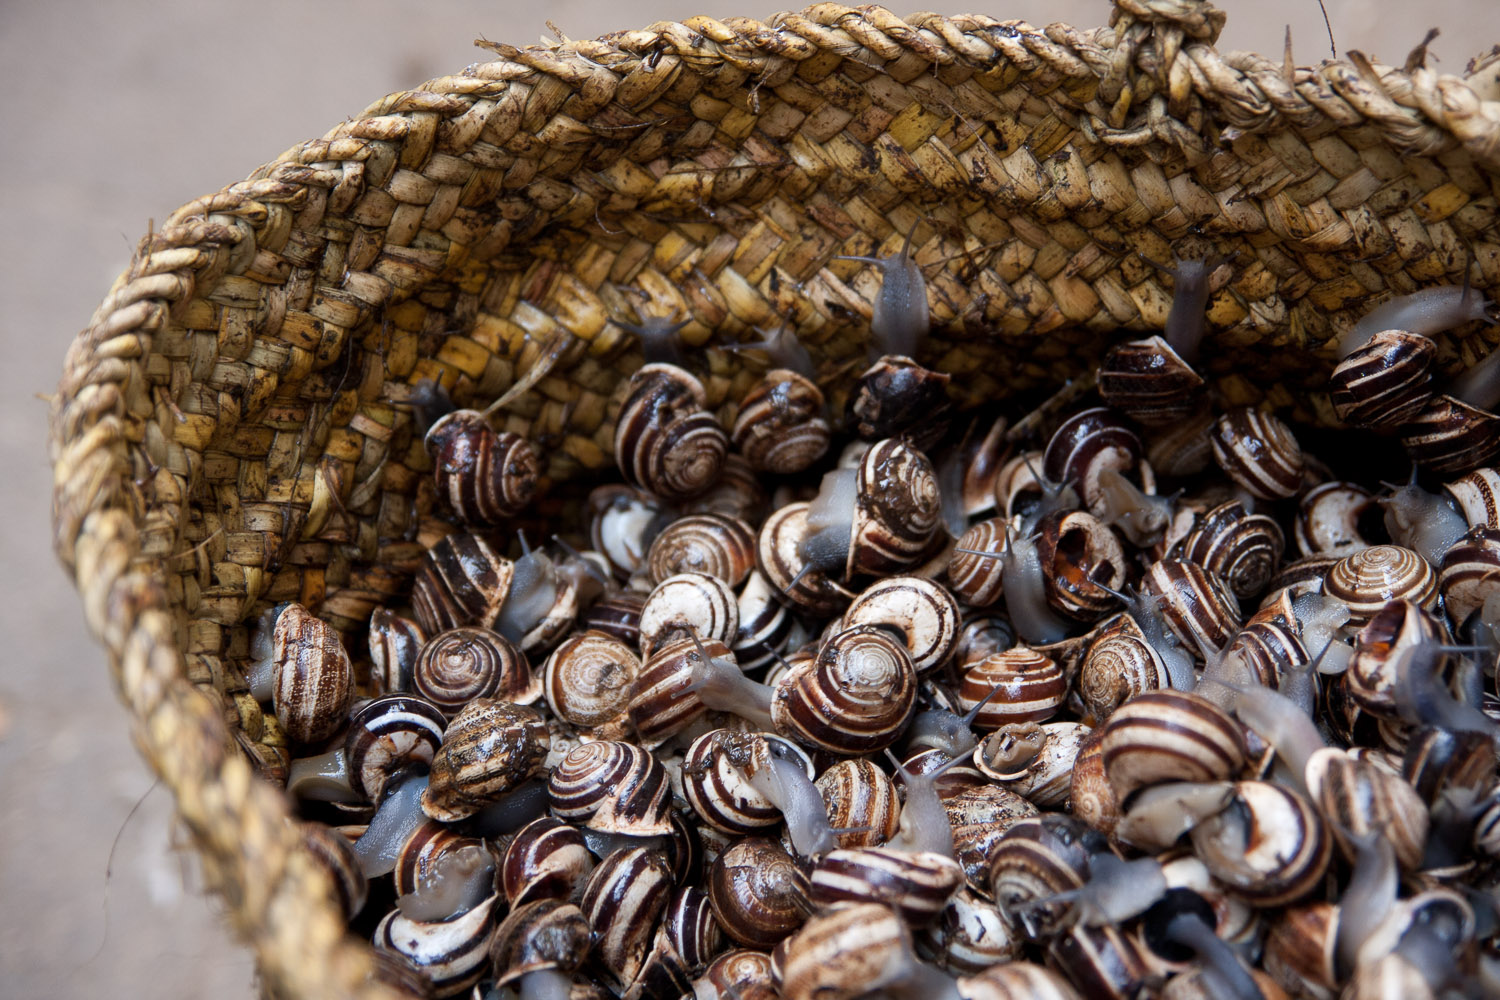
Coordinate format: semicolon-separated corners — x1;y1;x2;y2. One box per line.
2;1;1494;996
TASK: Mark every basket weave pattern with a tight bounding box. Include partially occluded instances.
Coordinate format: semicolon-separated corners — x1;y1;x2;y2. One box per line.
48;2;1500;996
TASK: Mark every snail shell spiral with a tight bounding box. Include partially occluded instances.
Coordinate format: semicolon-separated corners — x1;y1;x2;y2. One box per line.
542;630;640;730
343;694;447;802
420;699;549;823
1323;544;1438;625
1176;499;1285;601
1328;329;1436;431
500;816;594;907
1099;690;1247;801
410;531;513;635
1209;407;1304;501
547;739;674;837
413;626;537;716
772;624;918;755
841;575;960;674
425;410;539;525
1079;615;1170;726
731;368;832;474
846;438;943;578
615;363;729;501
958;647;1068;729
1096;336;1204;427
648;513;757;588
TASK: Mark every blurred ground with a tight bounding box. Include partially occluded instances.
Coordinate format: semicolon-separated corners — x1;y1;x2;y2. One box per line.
0;0;1493;996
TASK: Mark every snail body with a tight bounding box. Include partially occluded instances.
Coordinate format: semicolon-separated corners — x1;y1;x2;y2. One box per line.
1341;283;1496;358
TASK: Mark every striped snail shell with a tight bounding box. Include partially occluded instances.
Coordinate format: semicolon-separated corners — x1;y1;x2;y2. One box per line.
805;846;964;926
1304;747;1430;870
848;356;953;451
771;624;917;755
392;821;494;903
706;837;810;948
1046;922;1156;1000
1142;558;1243;656
1295;481;1375;558
957;961;1083;1000
588;483;668;579
626;634;736;749
733;570;795;672
901;745;990;794
693;949;777;1000
488;899;591;990
987;814;1100;940
974;722;1091;810
364;949;436;1000
638;571;740;656
300;822;368;921
814;758;902;850
661;885;724;977
413;626;537;716
648;513;757;589
947;517;1008;607
756;500;855;617
1328;329;1437;431
953;614;1018;666
410;531;513;635
615;363;729;501
1042;407;1143;517
731;368;832;474
1324;544;1439;625
500;816;594;907
373;893;499;998
344;694;447;803
682;452;769;524
368;608;425;695
773;902;914;1000
1401;726;1497;806
1175;499;1285;601
1099;690;1248;801
921;888;1024;974
1078;614;1170;725
542;630;640;731
1263;903;1339;998
581;588;646;649
1347;599;1446;718
1189;780;1330;908
1261;553;1339;608
841;575;960;674
682;729;814;834
1096;336;1205;428
1068;727;1120;838
1443;467;1500;528
270;603;354;745
1032;509;1128;621
1145;407;1217;479
1224;617;1310;691
835;437;944;579
943;782;1040;898
548;739;674;837
420;699;549;823
1209;407;1304;501
1400;394;1500;476
424;410;539;525
957;647;1068;729
1440;526;1500;625
581;846;675;993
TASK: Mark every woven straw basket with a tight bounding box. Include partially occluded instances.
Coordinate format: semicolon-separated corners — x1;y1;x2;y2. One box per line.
46;0;1500;996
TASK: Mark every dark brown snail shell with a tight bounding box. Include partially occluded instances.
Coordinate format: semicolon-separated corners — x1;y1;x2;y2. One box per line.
581;846;676;992
1142;558;1242;656
271;603;354;745
944;783;1040;898
706;837;809;948
805;846;964;926
1328;329;1437;431
300;822;368;922
1401;394;1500;476
647;513;757;589
500;815;594;907
410;531;513;635
682;729;814;835
1096;335;1205;428
1042;407;1143;517
1175;499;1284;601
947;517;1008;607
773;901;911;1000
847;355;953;452
732;368;832;474
420;699;549;823
626;633;737;749
368;608;425;695
548;739;674;837
489;898;591;989
413;626;537;717
1078;614;1170;725
615;363;729;501
343;694;447;803
771;624;917;755
1033;509;1128;621
683;451;769;524
581;588;647;649
1209;406;1304;501
845;438;944;579
987;814;1098;939
425;410;539;525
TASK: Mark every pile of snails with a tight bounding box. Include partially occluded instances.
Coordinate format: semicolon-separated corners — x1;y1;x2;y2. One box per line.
240;233;1500;1000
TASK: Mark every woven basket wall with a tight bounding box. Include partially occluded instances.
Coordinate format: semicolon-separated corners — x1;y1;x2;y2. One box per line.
47;1;1500;997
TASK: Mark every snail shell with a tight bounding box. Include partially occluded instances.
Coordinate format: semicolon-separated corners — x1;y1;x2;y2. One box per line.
271;603;354;745
581;846;675;992
373;894;499;998
1439;525;1500;625
368;608;425;695
733;570;795;673
1142;558;1243;656
1347;599;1446;718
661;884;724;977
420;699;548;823
1261;553;1339;608
957;961;1084;1000
648;513;757;589
1328;329;1437;431
581;588;646;650
707;837;809;948
944;783;1040;898
974;722;1091;809
1324;544;1439;625
693;949;777;1000
542;630;640;731
682;729;814;835
392;821;494;903
1401;726;1497;806
1046;923;1156;1000
500;816;594;907
771;624;917;754
1225;617;1310;690
1078;614;1170;726
488;898;591;988
1175;499;1285;601
1263;902;1338;999
841;575;960;674
300;822;367;921
425;411;539;525
1145;407;1217;478
773;902;917;1000
548;739;674;837
588;483;668;579
1400;394;1500;476
1443;467;1500;529
731;368;832;474
1042;407;1143;517
1068;727;1121;838
1304;747;1430;870
626;634;737;749
987;814;1099;939
841;438;944;578
410;531;513;635
1296;481;1375;558
815;759;902;850
947;517;1008;607
756;501;855;617
615;363;729;501
921;888;1025;974
1099;690;1248;801
953;614;1018;666
957;647;1068;729
1096;336;1205;428
1033;509;1128;621
1210;407;1304;500
413;626;537;716
805;846;964;926
682;452;769;524
1189;780;1331;907
638;571;740;655
344;694;447;803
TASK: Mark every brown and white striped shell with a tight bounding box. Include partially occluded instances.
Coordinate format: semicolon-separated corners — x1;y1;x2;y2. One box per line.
957;647;1068;729
343;694;447;803
1439;525;1500;625
681;729;814;834
973;722;1091;809
706;837;809;948
615;363;729;501
581;846;676;992
373;893;499;998
413;626;537;716
1145;407;1217;479
815;758;902;850
542;630;640;731
1210;407;1304;500
1142;558;1242;656
420;699;549;823
947;517;1008;607
1099;690;1248;801
488;899;591;988
845;438;943;578
368;608;425;695
547;739;674;837
626;634;737;749
271;603;354;745
638;571;740;655
1224;615;1310;690
410;532;513;635
1175;499;1285;601
1324;544;1439;625
425;410;539;525
582;588;646;649
648;513;757;588
300;822;368;922
1068;728;1121;838
1189;780;1330;908
693;949;777;1000
1304;747;1430;871
1078;615;1170;725
774;902;911;1000
500;816;594;907
1096;336;1204;428
944;783;1040;897
733;570;796;672
588;483;667;579
771;624;917;755
1328;329;1437;431
756;500;855;617
1347;599;1447;718
1042;407;1143;517
1295;481;1375;558
392;821;494;902
1032;509;1128;621
958;961;1084;1000
1047;923;1157;1000
1400;394;1500;476
921;888;1025;974
841;575;960;674
987;814;1098;939
805;847;964;926
682;452;769;525
731;368;832;474
1444;467;1500;528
